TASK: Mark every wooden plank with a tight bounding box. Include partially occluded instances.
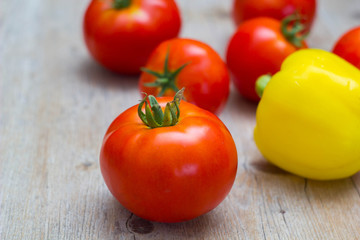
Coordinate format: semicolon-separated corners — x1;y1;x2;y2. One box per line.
1;0;360;239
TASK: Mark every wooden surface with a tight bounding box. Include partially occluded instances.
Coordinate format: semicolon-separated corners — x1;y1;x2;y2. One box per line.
1;0;360;239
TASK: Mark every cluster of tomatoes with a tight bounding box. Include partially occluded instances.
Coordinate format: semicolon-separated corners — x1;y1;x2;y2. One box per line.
84;0;359;110
84;0;360;223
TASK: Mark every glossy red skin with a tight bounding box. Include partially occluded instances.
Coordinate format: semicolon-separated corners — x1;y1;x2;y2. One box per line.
83;0;181;74
333;26;360;69
139;38;230;114
232;0;316;32
226;17;307;101
100;98;238;223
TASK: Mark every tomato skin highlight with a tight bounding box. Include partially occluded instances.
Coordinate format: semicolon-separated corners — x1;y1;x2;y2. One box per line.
100;98;238;223
226;17;307;101
139;38;230;114
232;0;316;32
83;0;181;74
332;26;360;69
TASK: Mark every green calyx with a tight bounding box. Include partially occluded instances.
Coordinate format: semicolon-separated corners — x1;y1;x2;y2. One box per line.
141;50;189;97
255;74;272;98
281;12;308;48
138;88;185;128
113;0;131;10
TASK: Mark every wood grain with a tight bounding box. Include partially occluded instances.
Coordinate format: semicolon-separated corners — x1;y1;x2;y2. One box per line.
1;0;360;239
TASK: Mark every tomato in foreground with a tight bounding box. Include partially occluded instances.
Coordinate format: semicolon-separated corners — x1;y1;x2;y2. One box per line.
83;0;181;74
100;90;238;222
232;0;316;32
139;38;230;114
226;16;307;101
332;26;360;69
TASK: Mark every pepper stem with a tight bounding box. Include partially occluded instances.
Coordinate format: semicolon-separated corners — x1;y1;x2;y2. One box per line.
138;88;185;128
255;74;272;98
113;0;131;10
281;12;308;48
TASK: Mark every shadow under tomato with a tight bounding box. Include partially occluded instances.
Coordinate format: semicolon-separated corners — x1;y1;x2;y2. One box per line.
102;194;226;238
221;86;258;119
76;58;139;91
100;196;134;236
153;210;224;238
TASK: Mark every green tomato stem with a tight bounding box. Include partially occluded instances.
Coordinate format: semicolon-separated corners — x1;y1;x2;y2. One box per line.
138;88;185;128
281;12;308;48
141;49;190;97
113;0;131;10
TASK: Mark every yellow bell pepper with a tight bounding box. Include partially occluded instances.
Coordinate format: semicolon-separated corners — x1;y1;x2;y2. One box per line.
254;49;360;180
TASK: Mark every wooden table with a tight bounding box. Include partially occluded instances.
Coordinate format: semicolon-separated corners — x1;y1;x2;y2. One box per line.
1;0;360;239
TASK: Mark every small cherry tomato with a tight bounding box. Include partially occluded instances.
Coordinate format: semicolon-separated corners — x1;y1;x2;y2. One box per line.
83;0;181;74
100;90;238;222
332;26;360;69
139;38;230;114
226;16;307;101
232;0;316;32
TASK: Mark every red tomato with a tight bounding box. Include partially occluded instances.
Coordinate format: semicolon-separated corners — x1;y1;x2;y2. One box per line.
332;26;360;69
83;0;181;74
232;0;316;32
226;17;307;101
139;38;230;114
100;94;238;223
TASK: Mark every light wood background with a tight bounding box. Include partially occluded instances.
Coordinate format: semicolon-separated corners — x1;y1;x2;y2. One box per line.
1;0;360;239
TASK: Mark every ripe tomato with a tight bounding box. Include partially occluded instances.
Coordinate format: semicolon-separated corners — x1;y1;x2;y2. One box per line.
226;17;307;101
83;0;181;74
232;0;316;32
100;92;238;223
139;38;230;114
332;26;360;69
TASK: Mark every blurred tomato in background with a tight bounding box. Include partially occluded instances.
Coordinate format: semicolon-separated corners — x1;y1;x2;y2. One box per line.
332;26;360;69
226;16;307;101
232;0;316;32
139;38;230;114
83;0;181;74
